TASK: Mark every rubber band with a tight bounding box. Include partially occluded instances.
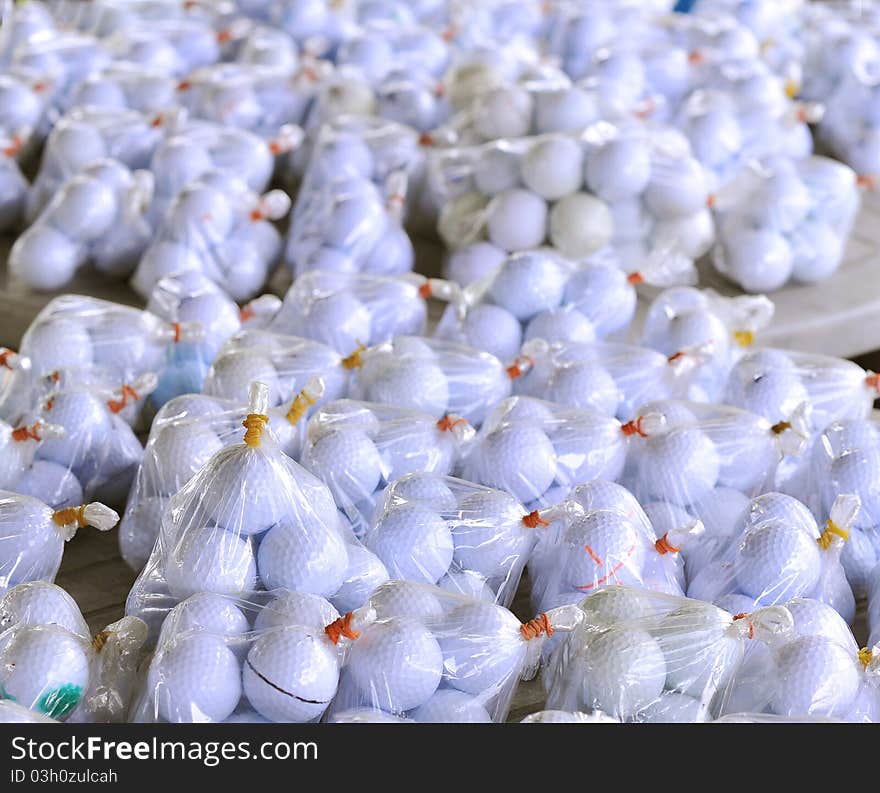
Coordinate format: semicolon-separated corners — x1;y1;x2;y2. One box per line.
817;518;849;549
242;413;269;448
520;613;553;641
621;417;648;437
859;647;873;668
340;343;367;370
325;612;360;645
52;505;88;528
107;384;140;414
654;533;681;555
522;510;550;528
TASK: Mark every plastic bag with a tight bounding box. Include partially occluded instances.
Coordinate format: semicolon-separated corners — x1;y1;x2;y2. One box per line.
520;709;621;723
0;494;118;593
129;591;375;723
641;286;775;402
347;335;512;427
126;383;385;641
0;69;53;148
0;132;30;233
268;271;444;355
685;492;859;624
327;580;584;723
365;472;554;605
542;586;794;722
868;564;880;648
0;581;147;722
458;395;629;510
510;338;708;421
132;172;290;300
710;156;861;292
26;105;179;222
10;158;154;290
301;399;474;536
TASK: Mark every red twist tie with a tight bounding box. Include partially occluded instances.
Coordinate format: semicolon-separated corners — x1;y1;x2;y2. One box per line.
627;271;645;285
11;423;41;442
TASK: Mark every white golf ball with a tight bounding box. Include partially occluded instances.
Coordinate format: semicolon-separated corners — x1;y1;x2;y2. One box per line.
365;360;450;418
303;428;384;508
486;189;548;252
164;524;257;599
635;429;720;507
520;137;584;201
9;226;79;291
171;592;250;638
734;523;822;604
585;139;652;202
255;591;339;633
643;158;708;220
409;688;493;723
721;226;793;293
548;192;613;258
368;581;445;622
488;252;566;321
0;582;87;638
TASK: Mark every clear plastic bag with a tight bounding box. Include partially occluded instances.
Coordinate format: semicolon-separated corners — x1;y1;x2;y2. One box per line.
0;494;118;593
268;271;444;355
684;492;859;624
26;105;179;223
868;563;880;648
0;581;147;723
347;335;512;427
520;709;621;723
126;383;385;641
0;132;30;233
66;61;178;116
365;472;553;605
0;69;54;148
510;338;709;421
641;287;775;402
457;395;629;511
710;156;861;292
132;172;290;300
542;586;794;722
10;158;154;290
301;399;474;537
327;581;585;723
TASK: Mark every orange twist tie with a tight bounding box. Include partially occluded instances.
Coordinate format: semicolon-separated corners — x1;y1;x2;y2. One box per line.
621;416;648;437
688;50;704;65
770;420;791;435
50;371;60;383
171;322;182;343
32;81;48;93
522;510;549;529
177;80;191;91
866;373;880;392
3;135;22;158
418;282;433;299
325;612;360;645
858;174;875;190
217;28;233;43
0;349;14;369
626;271;644;285
733;612;754;640
52;505;87;528
107;383;140;414
706;193;715;209
436;415;466;432
654;533;681;555
45;397;54;411
340;343;367;370
250;207;263;222
506;355;532;380
11;423;42;442
520;613;554;641
239;305;255;322
150;114;164;128
418;132;434;147
441;25;457;42
242;413;269;448
667;350;687;364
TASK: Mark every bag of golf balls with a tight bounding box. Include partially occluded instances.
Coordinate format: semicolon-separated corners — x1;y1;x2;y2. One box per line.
0;348;32;424
327;580;585;723
26;105;179;222
0;494;118;594
622;398;810;511
365;472;556;606
721;596;880;722
710;155;861;292
17;294;201;423
520;709;621;723
130;591;379;723
268;271;452;356
641;286;775;402
510;337;709;421
542;585;794;722
66;61;179;116
301;399;474;536
0;132;30;233
458;395;629;510
348;335;513;426
132;173;291;301
0;415;66;494
10;158;154;291
0;581;148;723
0;69;55;149
685;492;860;623
126;382;385;639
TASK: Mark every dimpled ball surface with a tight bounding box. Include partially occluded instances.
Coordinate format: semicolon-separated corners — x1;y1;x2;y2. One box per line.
164;524;257;599
368;581;446;622
366;503;454;584
409;688;493;723
365;360;450;418
636;429;720;508
734;523;822;603
254;591;340;632
303;428;384;506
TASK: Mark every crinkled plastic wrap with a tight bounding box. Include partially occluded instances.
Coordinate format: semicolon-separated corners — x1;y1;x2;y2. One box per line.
10;159;154;290
26;106;177;222
0;495;119;594
268;271;436;355
0;132;29;233
327;581;584;723
622;398;808;511
365;472;553;606
641;287;775;402
0;67;54;147
683;492;859;624
720;595;879;722
868;564;880;648
301;399;473;537
0;582;147;722
710;156;861;292
347;335;511;427
126;383;388;642
543;586;794;722
132;173;290;301
458;395;629;510
520;709;621;723
67;62;179;115
511;338;707;421
284;121;419;278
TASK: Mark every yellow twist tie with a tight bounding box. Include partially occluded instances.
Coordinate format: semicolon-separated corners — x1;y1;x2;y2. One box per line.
784;79;799;99
92;630;111;652
52;505;87;528
285;389;317;425
859;647;873;668
817;519;849;550
242;413;269;448
733;329;755;348
340;343;367;370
